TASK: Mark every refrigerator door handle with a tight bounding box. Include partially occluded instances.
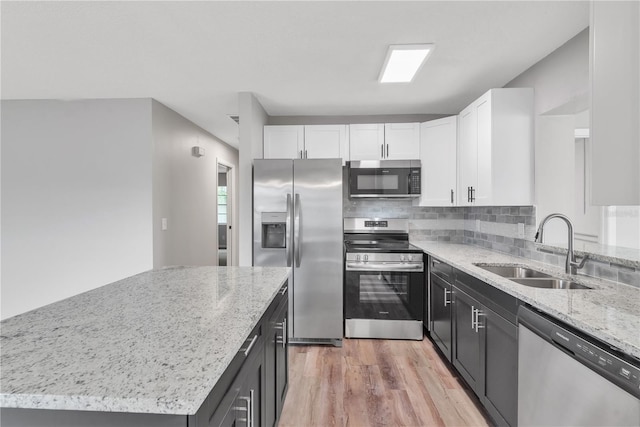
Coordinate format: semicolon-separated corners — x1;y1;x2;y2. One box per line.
294;193;301;267
285;193;292;267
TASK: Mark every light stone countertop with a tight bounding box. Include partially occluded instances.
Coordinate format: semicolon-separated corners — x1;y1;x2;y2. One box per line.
0;266;290;415
412;242;640;360
537;241;640;268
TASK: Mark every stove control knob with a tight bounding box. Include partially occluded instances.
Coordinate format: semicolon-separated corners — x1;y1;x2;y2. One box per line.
400;255;406;262
408;255;413;261
356;255;361;262
364;254;369;262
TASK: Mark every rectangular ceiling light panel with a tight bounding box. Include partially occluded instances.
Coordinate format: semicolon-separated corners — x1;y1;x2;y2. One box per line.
379;44;434;83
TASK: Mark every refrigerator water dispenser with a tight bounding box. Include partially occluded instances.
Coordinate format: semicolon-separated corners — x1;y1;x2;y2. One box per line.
261;212;287;248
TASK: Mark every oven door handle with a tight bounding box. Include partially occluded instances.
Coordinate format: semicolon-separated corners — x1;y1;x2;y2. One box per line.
345;262;424;272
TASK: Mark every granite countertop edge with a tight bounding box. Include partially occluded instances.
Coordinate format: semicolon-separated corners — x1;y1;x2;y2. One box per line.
412;241;640;360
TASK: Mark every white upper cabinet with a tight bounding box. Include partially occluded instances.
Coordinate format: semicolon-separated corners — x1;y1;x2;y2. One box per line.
349;124;385;160
349;123;420;161
458;105;478;207
419;116;457;206
590;1;639;205
264;125;349;161
303;125;349;162
457;88;534;207
384;123;421;160
263;125;304;159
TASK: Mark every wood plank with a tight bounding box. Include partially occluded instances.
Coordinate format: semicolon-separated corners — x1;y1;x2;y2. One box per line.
279;338;491;426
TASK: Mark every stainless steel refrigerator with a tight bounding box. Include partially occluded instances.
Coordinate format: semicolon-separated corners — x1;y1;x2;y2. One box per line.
253;159;343;346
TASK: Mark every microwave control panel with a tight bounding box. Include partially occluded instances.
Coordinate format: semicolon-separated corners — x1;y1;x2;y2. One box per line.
410;169;421;194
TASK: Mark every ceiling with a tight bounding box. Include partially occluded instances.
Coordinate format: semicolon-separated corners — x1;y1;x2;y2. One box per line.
1;1;589;148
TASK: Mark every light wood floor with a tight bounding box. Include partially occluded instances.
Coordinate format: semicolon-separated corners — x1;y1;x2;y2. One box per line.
279;338;490;427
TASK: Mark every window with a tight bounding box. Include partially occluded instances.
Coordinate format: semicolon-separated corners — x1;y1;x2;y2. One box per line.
218;185;227;224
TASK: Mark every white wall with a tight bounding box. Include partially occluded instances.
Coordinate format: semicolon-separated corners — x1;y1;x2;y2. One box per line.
506;29;589;116
504;29;589;243
1;99;153;319
238;92;267;266
151;100;239;268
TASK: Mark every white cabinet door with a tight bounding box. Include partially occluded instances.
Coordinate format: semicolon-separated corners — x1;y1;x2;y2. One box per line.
457;105;477;206
303;125;349;161
475;93;492;205
590;1;639;205
263;126;304;159
349;124;385;160
384;123;420;160
457;88;533;207
419;116;457;206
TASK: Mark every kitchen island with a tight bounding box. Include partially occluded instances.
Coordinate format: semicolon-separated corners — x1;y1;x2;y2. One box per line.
413;241;640;359
0;266;290;426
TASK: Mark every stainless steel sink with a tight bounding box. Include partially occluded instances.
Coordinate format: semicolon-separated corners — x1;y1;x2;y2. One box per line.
475;264;552;279
510;278;591;290
474;263;591;289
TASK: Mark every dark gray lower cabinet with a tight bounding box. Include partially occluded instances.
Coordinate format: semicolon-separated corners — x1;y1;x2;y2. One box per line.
482;307;517;427
429;261;519;427
430;274;453;361
265;288;289;427
210;340;265;427
451;285;518;427
452;287;483;393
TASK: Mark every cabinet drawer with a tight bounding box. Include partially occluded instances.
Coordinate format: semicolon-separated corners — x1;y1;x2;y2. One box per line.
430;257;453;282
454;270;519;324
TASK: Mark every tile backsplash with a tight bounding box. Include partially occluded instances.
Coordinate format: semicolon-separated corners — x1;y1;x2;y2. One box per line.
343;192;640;287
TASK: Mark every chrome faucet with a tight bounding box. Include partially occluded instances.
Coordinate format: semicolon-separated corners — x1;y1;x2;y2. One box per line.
534;213;589;275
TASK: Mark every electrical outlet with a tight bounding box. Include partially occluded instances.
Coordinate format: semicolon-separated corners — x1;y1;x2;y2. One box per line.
161;218;168;231
518;223;525;238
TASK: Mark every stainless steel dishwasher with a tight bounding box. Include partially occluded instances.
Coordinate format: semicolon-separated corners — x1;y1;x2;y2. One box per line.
518;305;640;426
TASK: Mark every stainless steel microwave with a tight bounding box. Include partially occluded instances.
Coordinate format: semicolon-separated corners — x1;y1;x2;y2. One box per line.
348;160;421;198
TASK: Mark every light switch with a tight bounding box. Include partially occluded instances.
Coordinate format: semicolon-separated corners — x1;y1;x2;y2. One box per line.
161;218;168;231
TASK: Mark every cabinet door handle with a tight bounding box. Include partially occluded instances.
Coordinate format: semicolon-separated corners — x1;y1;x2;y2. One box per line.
275;318;287;348
386;144;389;158
471;305;476;329
280;285;288;295
432;258;441;266
470;187;476;203
299;150;303;159
237;396;250;424
443;288;451;306
249;389;255;427
381;143;384;158
283;318;287;348
474;309;484;333
451;189;454;204
467;187;471;203
304;149;308;159
243;334;259;356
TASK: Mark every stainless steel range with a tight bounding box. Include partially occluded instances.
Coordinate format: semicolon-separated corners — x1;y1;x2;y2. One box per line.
343;218;424;340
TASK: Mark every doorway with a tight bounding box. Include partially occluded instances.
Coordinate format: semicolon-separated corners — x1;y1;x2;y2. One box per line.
217;162;233;266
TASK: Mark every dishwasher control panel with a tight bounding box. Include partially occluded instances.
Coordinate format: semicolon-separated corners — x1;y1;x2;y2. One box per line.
562;330;640;393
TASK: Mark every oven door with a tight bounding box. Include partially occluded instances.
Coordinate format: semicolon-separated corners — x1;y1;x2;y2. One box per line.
348;167;415;197
345;264;424;321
